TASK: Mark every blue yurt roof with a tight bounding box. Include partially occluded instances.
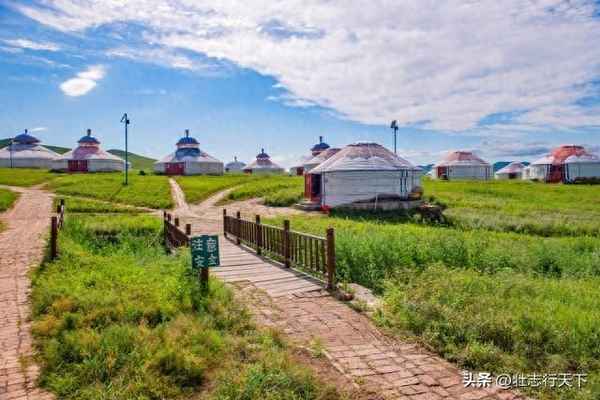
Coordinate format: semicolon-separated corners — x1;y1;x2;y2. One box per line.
310;136;330;152
78;129;100;144
176;129;199;146
256;148;270;159
13;130;40;144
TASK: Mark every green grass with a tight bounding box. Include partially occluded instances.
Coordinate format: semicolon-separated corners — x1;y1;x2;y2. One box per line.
175;175;258;204
220;176;304;207
48;173;172;209
0;167;56;187
54;196;144;214
32;215;342;400
0;188;18;212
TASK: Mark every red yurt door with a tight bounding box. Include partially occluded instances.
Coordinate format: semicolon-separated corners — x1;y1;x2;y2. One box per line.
437;166;448;179
68;160;88;172
548;165;563;183
165;162;184;175
304;174;321;202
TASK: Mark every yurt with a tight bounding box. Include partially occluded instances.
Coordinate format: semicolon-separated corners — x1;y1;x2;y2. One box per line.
303;147;341;173
243;149;284;175
432;151;492;180
528;145;600;183
495;162;525;180
154;130;223;175
225;156;246;173
290;136;332;175
0;129;59;168
52;129;125;172
304;142;423;210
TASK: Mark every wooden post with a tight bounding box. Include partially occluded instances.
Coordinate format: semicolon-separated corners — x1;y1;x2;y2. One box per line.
236;211;241;245
167;213;172;222
200;268;209;291
223;209;227;238
174;217;180;227
256;215;262;256
185;223;191;236
163;210;167;220
326;227;336;290
50;216;58;260
283;220;290;267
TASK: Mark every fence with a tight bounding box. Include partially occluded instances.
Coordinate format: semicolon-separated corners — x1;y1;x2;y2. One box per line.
49;199;66;260
163;211;192;250
223;209;336;289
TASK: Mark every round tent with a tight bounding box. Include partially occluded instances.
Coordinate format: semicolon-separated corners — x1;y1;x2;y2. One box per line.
495;162;525;180
154;130;223;175
52;129;125;172
243;149;284;175
290;136;332;176
432;151;492;180
528;145;600;183
225;156;246;173
305;142;422;209
0;129;59;169
303;147;341;173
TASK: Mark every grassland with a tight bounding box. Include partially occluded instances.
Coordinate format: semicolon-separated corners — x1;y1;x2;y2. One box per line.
264;179;600;400
32;214;342;399
175;174;257;204
0;168;56;187
54;196;144;214
0;188;18;212
48;173;172;209
219;176;304;206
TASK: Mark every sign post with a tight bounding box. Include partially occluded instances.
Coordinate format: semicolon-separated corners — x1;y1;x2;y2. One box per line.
190;235;220;289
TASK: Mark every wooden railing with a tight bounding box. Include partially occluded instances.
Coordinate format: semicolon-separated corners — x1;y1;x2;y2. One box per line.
50;199;66;260
163;212;192;250
223;209;336;289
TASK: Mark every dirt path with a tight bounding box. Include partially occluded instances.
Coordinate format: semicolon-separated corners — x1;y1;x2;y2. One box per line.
0;187;54;399
167;181;526;400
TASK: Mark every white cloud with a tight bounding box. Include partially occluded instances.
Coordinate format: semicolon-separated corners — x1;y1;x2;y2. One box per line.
15;1;600;132
60;65;106;96
106;46;218;73
30;126;48;132
3;38;60;51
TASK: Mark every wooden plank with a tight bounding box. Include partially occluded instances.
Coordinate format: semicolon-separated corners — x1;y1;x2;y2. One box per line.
265;282;323;296
260;278;321;292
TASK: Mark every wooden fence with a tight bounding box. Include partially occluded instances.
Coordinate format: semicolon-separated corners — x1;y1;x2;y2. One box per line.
163;211;192;250
49;199;66;260
223;209;336;289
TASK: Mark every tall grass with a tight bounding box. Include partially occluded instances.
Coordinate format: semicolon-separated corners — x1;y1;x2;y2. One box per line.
48;173;172;209
220;176;304;207
175;175;257;204
53;196;144;214
32;215;341;399
0;188;18;212
0;167;55;187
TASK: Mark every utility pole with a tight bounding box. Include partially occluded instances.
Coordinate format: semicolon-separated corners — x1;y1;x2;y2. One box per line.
120;113;130;185
390;120;399;155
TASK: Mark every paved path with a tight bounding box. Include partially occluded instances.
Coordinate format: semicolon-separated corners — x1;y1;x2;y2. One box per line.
0;187;54;400
169;181;526;400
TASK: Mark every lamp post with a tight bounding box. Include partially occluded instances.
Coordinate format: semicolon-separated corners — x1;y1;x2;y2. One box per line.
390;120;399;155
120;113;130;185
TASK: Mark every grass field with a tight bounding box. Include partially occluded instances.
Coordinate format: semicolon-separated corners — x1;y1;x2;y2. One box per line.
264;179;600;400
54;196;144;214
0;168;56;187
175;174;257;204
32;214;341;399
48;173;172;209
0;188;18;212
219;176;304;206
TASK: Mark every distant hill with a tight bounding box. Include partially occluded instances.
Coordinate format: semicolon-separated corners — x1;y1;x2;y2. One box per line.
0;138;156;170
418;164;434;172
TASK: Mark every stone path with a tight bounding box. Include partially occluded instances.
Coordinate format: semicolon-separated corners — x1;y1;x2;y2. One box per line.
0;187;54;399
169;181;527;400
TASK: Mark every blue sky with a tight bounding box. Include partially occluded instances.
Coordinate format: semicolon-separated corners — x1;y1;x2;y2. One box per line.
1;1;600;166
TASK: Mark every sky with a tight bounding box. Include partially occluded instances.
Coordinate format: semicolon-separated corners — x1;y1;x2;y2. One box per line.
1;0;600;167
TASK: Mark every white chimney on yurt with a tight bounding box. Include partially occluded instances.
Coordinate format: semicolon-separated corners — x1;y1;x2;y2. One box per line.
52;129;125;172
243;148;284;174
304;142;423;210
154;129;223;175
432;151;492;180
0;129;59;169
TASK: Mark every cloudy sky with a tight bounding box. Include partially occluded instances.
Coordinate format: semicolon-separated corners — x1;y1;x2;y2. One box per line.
1;0;599;166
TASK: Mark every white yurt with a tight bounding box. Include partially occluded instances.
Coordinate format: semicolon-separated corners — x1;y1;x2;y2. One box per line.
289;136;332;176
303;147;341;174
0;129;59;168
495;162;526;180
225;156;246;173
243;149;284;174
432;151;492;180
154;130;223;175
528;145;600;183
52;129;125;172
305;142;423;209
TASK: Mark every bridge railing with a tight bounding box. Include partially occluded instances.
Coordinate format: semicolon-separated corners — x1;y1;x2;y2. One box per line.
163;212;192;250
223;209;336;289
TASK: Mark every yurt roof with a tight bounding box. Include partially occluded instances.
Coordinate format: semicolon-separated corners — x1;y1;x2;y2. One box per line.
176;129;199;146
304;147;341;167
78;129;101;145
310;142;418;174
57;147;124;161
225;156;246;169
435;151;490;167
256;148;270;159
532;145;596;165
157;148;221;164
245;148;283;170
564;153;600;164
496;162;525;174
310;136;330;152
290;154;312;169
0;144;59;159
13;130;40;145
